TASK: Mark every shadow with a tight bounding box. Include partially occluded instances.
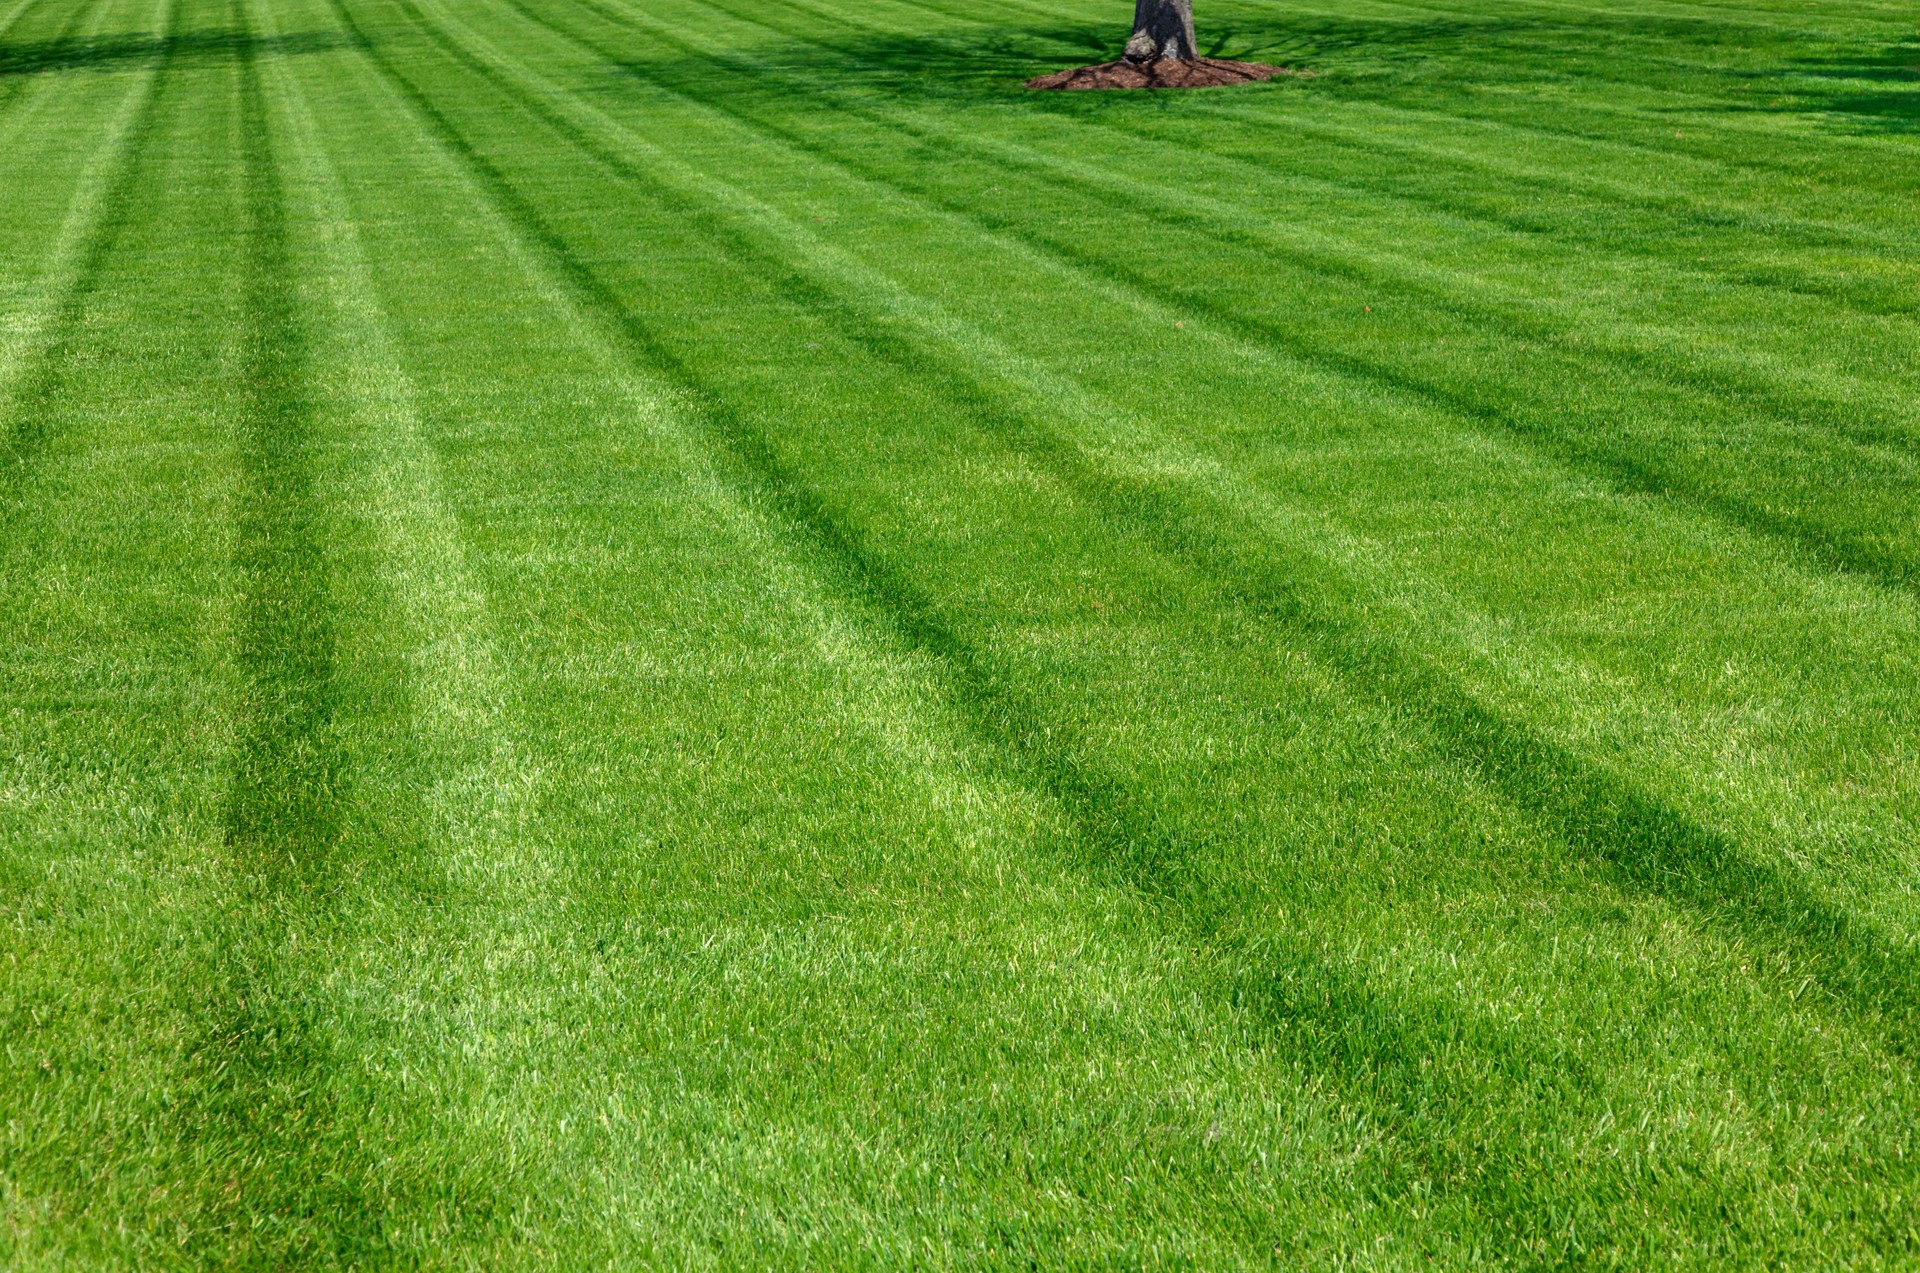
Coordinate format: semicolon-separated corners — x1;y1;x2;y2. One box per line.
566;0;1899;131
1791;41;1920;134
582;14;1488;107
0;27;349;78
611;21;1122;106
568;0;1760;110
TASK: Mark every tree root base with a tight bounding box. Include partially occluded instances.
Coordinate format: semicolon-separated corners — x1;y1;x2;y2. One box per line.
1025;58;1298;90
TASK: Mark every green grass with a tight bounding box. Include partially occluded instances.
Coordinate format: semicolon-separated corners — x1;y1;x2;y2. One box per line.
3;0;1918;1264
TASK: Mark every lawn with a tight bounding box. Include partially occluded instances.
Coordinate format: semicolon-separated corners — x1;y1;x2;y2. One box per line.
2;0;1917;1265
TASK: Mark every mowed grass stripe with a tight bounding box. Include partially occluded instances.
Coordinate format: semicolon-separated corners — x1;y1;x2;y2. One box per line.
381;0;1920;913
860;0;1920;326
0;0;320;1257
0;0;120;132
623;0;1920;477
224;0;343;889
0;0;45;39
0;0;143;400
486;0;1920;615
167;1;545;1254
288;0;1466;1251
416;0;1920;1036
571;0;1920;595
0;0;177;485
399;0;1920;885
334;0;1597;1237
5;0;1919;1262
256;0;543;923
407;0;1920;1058
107;3;402;1261
315;10;1641;1262
769;0;1920;250
311;0;1904;1251
524;0;1920;575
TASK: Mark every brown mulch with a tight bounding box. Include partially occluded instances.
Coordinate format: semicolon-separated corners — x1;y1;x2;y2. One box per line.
1026;58;1298;91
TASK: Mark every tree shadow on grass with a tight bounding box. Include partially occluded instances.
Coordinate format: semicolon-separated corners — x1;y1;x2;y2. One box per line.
572;0;1901;126
0;28;349;78
530;0;1557;110
1787;40;1920;134
582;14;1527;115
569;0;1805;114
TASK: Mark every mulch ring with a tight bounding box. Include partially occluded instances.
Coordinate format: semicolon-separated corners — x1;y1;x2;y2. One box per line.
1026;58;1304;91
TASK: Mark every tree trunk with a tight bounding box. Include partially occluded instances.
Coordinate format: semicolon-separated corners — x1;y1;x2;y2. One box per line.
1124;0;1197;63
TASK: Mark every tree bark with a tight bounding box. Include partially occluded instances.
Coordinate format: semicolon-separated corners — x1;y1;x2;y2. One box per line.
1124;0;1197;62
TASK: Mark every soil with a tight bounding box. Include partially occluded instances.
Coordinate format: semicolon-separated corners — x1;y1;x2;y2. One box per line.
1026;58;1297;91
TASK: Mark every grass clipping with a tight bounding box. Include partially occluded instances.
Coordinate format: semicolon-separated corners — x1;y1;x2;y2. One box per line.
1027;58;1293;90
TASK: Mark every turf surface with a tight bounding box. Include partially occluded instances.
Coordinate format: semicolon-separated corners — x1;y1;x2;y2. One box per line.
3;0;1919;1265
